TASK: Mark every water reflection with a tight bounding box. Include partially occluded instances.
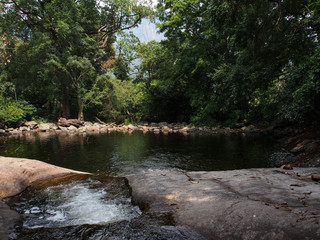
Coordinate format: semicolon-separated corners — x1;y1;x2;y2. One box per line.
0;131;290;175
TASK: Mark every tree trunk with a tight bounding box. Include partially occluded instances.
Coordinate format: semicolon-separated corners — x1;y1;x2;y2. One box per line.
77;94;84;121
59;84;71;119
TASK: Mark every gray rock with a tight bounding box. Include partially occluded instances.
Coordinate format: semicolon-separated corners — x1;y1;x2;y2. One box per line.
67;125;78;131
159;122;169;127
38;123;51;132
126;168;320;240
0;201;21;240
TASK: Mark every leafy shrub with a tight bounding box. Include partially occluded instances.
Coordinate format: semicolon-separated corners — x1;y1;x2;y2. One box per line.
0;96;36;128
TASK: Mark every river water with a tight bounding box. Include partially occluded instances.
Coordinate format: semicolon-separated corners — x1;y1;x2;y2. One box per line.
0;131;289;175
0;131;290;239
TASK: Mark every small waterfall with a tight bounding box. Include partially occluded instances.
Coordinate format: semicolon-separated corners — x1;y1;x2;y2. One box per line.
11;178;140;229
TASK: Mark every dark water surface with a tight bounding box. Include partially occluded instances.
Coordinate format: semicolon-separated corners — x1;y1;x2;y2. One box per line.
0;131;289;175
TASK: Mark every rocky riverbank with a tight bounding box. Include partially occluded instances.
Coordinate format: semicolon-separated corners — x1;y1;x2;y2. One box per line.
0;118;273;136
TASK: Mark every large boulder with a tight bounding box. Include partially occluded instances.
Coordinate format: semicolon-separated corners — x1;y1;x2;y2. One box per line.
0;156;91;199
126;168;320;240
58;118;84;128
37;123;57;132
23;121;37;129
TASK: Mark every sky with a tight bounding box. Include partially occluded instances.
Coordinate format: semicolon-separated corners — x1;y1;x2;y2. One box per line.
130;19;165;43
130;0;165;43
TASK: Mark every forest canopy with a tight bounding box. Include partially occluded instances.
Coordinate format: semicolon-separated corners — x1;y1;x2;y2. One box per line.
0;0;319;127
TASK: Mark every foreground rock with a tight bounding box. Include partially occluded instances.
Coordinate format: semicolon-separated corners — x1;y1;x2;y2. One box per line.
0;156;91;199
126;168;320;240
0;156;91;240
0;200;21;240
280;127;320;167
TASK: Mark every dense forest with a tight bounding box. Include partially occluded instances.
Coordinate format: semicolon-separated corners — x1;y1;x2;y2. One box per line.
0;0;319;128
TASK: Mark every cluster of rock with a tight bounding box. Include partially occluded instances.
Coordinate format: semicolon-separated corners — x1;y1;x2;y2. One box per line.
280;127;320;167
0;118;275;137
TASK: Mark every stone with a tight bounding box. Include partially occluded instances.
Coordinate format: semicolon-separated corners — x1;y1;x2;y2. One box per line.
59;126;68;132
290;140;313;154
78;126;87;133
38;123;51;132
0;156;91;199
159;122;168;127
9;129;19;135
126;168;320;240
0;200;21;240
86;125;100;132
281;164;293;170
84;121;93;126
58;118;84;128
311;174;320;182
23;121;37;129
19;126;29;131
67;125;78;131
161;126;171;132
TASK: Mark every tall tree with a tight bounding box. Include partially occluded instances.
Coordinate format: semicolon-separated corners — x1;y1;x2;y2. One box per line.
0;0;152;120
155;0;319;125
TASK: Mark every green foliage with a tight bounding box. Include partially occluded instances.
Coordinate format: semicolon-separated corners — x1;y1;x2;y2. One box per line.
279;48;320;123
0;96;35;128
82;75;143;122
1;0;319;126
154;0;319;126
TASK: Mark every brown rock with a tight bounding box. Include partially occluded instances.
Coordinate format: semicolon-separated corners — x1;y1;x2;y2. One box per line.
58;118;84;128
311;174;320;182
281;164;293;170
0;156;91;199
23;121;37;129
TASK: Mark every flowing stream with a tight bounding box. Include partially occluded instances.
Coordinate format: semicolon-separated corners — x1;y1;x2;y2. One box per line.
0;131;291;239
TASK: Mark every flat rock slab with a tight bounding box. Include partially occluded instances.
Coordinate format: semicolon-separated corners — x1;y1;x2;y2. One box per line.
0;156;91;199
126;168;320;240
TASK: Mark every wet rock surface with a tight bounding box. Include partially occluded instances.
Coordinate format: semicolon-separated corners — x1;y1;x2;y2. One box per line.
13;215;205;240
126;168;320;240
0;200;21;240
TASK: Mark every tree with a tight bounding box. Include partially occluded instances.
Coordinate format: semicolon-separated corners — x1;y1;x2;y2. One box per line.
0;0;152;120
155;0;319;125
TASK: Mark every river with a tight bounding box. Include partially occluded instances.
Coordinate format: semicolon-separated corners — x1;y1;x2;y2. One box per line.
1;131;290;239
